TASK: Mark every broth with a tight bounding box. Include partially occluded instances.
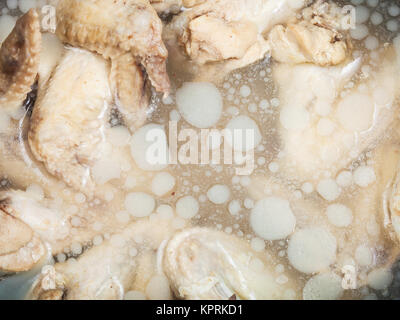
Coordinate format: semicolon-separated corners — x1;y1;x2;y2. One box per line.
0;0;400;300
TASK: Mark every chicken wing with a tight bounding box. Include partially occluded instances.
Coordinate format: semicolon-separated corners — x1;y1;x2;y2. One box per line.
28;48;111;196
0;9;41;112
29;218;182;300
165;0;308;81
56;0;170;94
164;227;298;299
268;0;351;66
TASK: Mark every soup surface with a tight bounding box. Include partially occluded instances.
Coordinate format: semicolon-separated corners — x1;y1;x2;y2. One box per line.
0;0;400;300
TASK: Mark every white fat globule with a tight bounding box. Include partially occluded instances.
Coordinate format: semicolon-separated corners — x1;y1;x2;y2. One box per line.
0;14;16;43
250;197;296;241
257;156;266;165
365;36;379;51
353;166;376;187
387;20;399;33
370;12;383;26
239;85;251;98
355;6;370;24
288;227;337;274
225;115;262;152
107;126;131;147
317;179;341;201
6;0;18;10
70;242;83;255
207;184;230;204
244;198;254;209
301;182;314;194
125;192;155;217
18;0;33;12
350;24;369;40
228;199;241;215
151;172;176;196
336;93;374;132
355;245;373;267
367;268;393;290
303;273;343;300
268;162;279;173
145;274;172;300
388;5;400;17
259;99;269;110
366;0;379;7
176;82;223;129
130;124;168;171
336;171;353;187
176;196;199;219
326;203;353;227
